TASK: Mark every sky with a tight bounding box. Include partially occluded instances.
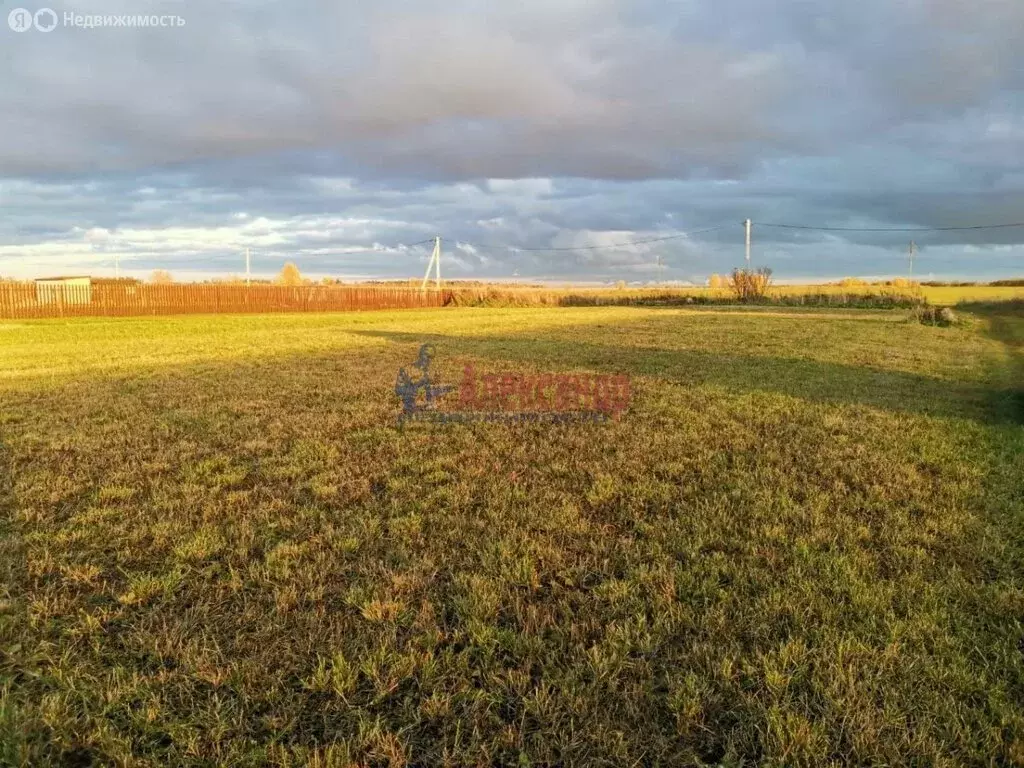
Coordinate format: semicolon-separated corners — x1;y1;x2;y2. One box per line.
1;0;1022;284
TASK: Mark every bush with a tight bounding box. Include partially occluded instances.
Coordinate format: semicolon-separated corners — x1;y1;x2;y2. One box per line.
729;267;773;302
777;292;923;309
888;277;920;290
911;306;958;327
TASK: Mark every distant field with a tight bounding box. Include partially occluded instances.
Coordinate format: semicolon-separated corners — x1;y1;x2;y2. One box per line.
778;284;1024;304
773;284;1024;304
1;306;1022;765
448;282;1024;307
917;285;1024;304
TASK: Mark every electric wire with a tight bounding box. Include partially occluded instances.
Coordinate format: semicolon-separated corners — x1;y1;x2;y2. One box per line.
754;221;1024;233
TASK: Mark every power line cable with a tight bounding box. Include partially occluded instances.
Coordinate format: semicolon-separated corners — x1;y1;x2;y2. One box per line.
754;221;1024;233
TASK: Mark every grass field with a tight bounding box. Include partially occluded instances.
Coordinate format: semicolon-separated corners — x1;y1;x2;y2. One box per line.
776;284;1023;305
446;283;1024;309
920;285;1024;305
1;304;1022;765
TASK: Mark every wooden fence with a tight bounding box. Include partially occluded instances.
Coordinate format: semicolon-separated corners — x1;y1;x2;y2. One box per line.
0;283;455;319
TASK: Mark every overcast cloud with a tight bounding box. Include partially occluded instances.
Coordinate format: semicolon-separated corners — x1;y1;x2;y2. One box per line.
1;0;1022;282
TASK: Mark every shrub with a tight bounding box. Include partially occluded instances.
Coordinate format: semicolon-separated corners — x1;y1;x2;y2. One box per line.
729;267;773;302
911;306;958;327
778;292;923;309
889;277;920;290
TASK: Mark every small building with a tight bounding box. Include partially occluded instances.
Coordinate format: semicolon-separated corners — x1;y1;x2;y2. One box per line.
35;276;92;305
34;276;141;306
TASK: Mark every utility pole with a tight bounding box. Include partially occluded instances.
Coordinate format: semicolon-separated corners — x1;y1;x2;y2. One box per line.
114;252;120;279
744;219;752;270
421;236;442;291
908;241;916;282
435;236;441;290
245;248;251;285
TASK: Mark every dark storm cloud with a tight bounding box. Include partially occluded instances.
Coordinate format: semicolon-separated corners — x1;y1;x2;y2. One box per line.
0;0;1022;280
1;0;803;177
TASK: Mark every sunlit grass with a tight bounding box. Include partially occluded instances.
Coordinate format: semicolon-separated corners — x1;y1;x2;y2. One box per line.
1;305;1021;765
446;282;1024;309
